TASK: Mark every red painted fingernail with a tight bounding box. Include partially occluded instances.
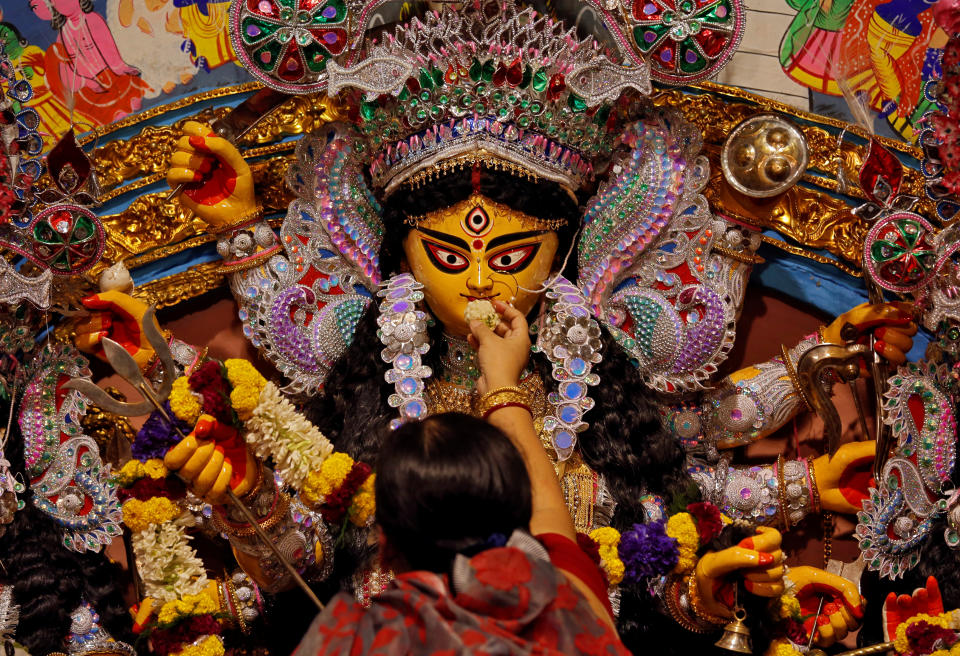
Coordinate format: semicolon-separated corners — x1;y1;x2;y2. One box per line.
759;552;774;566
189;135;206;149
874;340;887;354
193;171;204;183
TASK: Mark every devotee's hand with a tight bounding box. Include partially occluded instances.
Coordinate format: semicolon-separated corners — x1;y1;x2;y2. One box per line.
822;302;917;366
696;526;785;618
882;576;945;641
786;566;864;647
164;414;260;503
74;290;158;371
812;440;875;514
166;121;258;230
467;300;532;393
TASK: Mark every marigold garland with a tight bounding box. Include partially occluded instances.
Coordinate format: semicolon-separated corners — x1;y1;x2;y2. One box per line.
123;497;182;533
665;512;699;573
766;638;803;656
894;613;954;654
157;589;220;628
114;458;169;487
350;474;376;527
225;359;267;421
172;635;225;656
170;377;201;424
302;452;355;505
589;527;625;585
778;593;801;621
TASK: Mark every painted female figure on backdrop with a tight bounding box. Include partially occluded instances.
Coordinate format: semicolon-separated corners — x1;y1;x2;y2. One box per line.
29;0;151;124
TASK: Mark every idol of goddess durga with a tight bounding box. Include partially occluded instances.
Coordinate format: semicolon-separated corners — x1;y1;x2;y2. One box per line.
70;1;919;650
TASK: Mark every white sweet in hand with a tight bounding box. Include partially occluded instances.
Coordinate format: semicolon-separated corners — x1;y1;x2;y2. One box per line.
464;299;499;330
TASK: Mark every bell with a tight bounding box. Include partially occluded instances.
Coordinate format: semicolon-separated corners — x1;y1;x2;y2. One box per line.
714;608;752;654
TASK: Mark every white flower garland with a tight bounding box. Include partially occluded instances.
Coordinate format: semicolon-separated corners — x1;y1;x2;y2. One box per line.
245;382;333;489
131;520;209;603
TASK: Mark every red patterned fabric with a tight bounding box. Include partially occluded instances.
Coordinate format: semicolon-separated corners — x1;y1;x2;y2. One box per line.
293;543;629;655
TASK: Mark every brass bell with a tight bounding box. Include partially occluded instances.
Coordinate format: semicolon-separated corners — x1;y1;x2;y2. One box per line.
714;608;753;654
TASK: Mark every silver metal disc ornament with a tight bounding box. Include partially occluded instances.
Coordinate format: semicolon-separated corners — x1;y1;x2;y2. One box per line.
720;114;809;198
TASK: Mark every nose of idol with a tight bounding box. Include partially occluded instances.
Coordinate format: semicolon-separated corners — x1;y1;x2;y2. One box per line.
402;193;561;336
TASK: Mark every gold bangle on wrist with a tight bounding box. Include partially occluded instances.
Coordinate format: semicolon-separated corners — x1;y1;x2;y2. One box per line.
477;386;532;419
781;344;813;411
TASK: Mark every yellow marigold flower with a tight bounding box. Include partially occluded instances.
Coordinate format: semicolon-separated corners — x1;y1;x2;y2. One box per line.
605;558;625;586
766;639;803;656
225;359;266;391
952;642;960;656
349;490;376;527
173;635;225;656
666;512;699;574
114;459;144;487
894;614;952;654
122;497;181;533
360;473;375;494
589;526;621;547
230;385;262;421
778;594;801;620
170;377;200;424
143;459;168;479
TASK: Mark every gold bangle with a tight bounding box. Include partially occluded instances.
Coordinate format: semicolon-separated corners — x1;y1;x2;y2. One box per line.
214;492;289;538
776;455;791;532
239;466;265;505
477;387;531;419
687;573;730;626
806;456;822;514
226;578;249;634
663;576;714;634
781;344;813;411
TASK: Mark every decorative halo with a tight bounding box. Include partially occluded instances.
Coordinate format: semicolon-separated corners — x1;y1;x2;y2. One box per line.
627;0;745;85
228;0;349;94
30;205;105;276
863;212;937;293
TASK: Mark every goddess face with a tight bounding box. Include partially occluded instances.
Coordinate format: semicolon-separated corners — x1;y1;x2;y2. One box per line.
403;193;560;336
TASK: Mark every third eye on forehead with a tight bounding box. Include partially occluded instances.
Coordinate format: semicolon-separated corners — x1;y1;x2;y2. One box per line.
417;227;546;252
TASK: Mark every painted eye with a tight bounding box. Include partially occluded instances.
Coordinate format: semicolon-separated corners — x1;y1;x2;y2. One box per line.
423;240;469;272
488;243;540;273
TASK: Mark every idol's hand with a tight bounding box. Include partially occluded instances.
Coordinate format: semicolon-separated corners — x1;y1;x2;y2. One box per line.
882;576;945;641
166;121;257;230
468;300;532;393
695;526;785;618
822;302;916;366
812;440;875;514
74;291;157;371
787;566;864;647
163;414;259;503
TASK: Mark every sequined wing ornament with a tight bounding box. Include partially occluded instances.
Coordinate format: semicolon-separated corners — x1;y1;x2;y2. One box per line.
18;344;123;552
856;358;958;578
229;124;377;395
534;277;603;461
589;112;755;392
918;34;959;222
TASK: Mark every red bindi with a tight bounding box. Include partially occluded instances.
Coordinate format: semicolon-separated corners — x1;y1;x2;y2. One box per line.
472;239;484;250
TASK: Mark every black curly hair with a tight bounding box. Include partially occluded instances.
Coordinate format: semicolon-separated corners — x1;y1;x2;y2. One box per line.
0;398;131;655
305;165;718;653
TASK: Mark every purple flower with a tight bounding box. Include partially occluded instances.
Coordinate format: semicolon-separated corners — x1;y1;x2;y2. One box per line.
131;402;191;461
618;520;679;585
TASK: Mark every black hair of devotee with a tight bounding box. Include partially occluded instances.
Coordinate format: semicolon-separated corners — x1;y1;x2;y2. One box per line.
373;412;533;573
